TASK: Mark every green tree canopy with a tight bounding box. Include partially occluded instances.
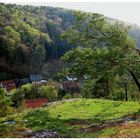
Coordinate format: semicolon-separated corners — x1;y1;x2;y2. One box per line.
61;11;140;99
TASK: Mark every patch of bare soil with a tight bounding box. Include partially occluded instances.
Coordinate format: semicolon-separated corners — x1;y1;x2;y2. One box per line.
115;122;140;138
73;114;140;138
74;115;138;133
79;119;126;133
66;119;92;126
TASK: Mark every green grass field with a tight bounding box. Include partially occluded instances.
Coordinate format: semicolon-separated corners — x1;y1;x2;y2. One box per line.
1;98;140;138
47;99;140;120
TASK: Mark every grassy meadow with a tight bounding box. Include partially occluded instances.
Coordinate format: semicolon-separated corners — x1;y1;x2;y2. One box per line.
1;98;140;138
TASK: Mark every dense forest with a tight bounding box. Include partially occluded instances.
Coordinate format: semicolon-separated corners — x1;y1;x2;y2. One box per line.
0;3;75;78
0;3;140;79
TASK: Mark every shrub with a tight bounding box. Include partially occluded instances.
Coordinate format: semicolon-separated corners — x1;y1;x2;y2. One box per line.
47;80;60;90
108;88;125;101
21;83;32;91
82;79;94;98
0;88;13;117
39;85;58;101
11;89;25;108
73;92;82;98
21;83;38;99
62;93;72;99
23;109;50;130
58;90;66;99
0;123;14;137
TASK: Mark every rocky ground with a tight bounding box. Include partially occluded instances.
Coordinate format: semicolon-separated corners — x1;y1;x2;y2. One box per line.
31;130;60;138
23;115;140;138
23;130;60;138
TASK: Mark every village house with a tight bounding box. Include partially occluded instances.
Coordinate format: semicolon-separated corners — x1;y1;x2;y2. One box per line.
66;76;77;81
0;80;16;92
29;74;42;83
60;75;79;92
0;74;46;91
16;74;45;87
19;78;31;86
29;74;47;84
60;80;79;92
13;77;31;88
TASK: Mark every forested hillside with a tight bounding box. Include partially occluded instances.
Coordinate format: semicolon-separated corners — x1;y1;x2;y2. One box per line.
0;3;140;79
0;3;75;78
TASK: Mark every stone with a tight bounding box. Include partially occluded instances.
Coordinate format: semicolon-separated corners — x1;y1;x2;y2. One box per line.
31;130;59;138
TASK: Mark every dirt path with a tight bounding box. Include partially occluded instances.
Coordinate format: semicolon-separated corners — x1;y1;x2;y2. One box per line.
79;114;139;132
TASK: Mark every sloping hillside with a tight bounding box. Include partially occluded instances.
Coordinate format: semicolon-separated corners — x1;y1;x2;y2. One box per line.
0;3;140;78
0;3;75;76
1;99;140;138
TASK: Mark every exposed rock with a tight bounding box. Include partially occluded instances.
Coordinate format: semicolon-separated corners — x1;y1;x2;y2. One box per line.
4;121;16;125
23;129;32;135
30;130;60;138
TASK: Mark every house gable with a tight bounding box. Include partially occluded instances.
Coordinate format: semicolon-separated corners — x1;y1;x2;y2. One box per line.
30;74;42;83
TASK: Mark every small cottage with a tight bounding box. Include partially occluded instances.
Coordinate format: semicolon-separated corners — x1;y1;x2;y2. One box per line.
60;80;79;92
1;80;16;92
29;74;42;83
19;78;31;86
66;76;77;81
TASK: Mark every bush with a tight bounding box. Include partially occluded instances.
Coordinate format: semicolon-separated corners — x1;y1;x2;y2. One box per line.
47;80;60;90
109;88;125;101
21;83;38;99
62;93;72;99
0;123;14;137
82;79;94;98
0;88;13;117
11;89;25;108
73;92;82;98
39;85;58;101
58;90;66;99
23;109;50;130
21;83;32;92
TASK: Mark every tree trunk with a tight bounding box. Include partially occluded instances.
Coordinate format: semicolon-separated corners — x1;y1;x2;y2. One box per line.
127;69;140;91
124;82;128;101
